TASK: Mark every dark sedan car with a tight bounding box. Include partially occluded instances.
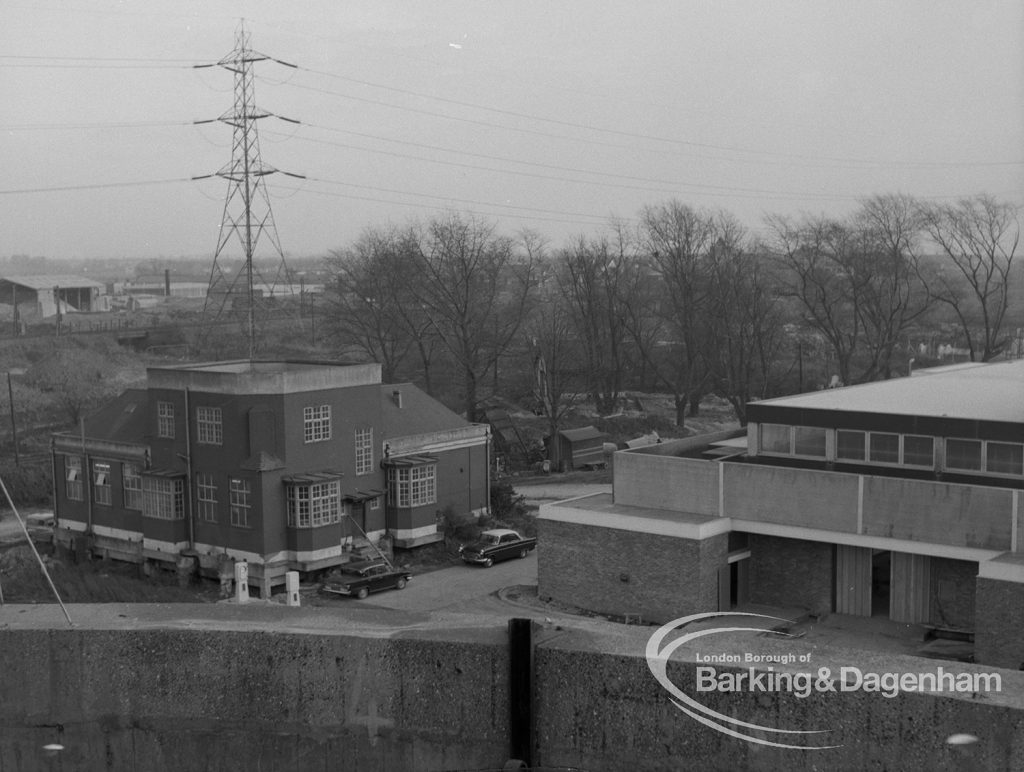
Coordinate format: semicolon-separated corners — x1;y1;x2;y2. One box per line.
321;560;412;599
460;528;537;567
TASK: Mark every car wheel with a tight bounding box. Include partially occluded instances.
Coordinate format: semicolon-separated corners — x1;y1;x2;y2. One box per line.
396;578;407;590
356;587;369;600
518;548;528;559
483;557;494;568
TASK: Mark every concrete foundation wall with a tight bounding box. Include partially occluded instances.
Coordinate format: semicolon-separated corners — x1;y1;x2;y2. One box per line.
3;617;1024;771
747;534;834;616
538;518;726;623
975;577;1024;669
0;626;511;772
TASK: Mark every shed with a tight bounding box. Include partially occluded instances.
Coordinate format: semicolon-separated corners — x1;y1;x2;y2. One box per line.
0;274;107;320
545;426;606;471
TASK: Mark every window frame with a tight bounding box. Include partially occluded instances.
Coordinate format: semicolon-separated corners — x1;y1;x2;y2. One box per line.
196;406;223;446
142;476;185;520
122;462;142;510
157;401;175;439
303;404;332;443
355;427;373;475
286;480;342;528
388;464;437;508
65;455;84;501
92;461;112;506
229;477;252;527
196;472;218;522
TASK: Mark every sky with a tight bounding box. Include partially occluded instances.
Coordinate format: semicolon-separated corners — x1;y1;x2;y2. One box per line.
1;1;1022;262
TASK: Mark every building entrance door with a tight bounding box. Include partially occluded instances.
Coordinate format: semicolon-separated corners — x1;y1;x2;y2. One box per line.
835;544;872;616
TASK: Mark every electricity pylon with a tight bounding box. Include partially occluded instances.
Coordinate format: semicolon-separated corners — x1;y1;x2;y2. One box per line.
194;20;302;359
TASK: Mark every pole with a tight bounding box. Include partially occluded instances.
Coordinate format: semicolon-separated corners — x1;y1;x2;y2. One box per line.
7;372;18;466
310;293;315;346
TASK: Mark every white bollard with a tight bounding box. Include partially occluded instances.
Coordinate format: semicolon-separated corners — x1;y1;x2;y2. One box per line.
234;561;250;603
286;571;300;607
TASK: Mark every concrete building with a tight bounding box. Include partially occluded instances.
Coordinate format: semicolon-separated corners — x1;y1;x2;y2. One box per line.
51;360;489;594
539;360;1024;667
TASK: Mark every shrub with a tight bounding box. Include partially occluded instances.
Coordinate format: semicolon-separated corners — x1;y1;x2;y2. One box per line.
0;457;52;507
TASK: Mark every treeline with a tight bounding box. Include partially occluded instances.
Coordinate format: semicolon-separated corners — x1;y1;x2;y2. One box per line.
319;194;1020;428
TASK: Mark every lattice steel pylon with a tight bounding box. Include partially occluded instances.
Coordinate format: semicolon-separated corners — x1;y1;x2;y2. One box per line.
196;20;299;359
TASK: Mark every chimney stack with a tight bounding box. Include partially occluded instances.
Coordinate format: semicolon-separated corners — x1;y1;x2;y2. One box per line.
392;390;403;408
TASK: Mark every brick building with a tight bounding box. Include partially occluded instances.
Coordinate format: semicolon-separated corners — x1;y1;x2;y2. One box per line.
539;360;1024;668
51;360;489;594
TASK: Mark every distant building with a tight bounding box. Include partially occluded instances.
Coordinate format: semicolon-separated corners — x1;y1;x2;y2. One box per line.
540;360;1024;668
0;274;107;320
52;360;490;595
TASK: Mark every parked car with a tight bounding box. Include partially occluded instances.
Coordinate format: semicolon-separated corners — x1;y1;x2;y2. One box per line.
321;560;412;599
460;528;537;567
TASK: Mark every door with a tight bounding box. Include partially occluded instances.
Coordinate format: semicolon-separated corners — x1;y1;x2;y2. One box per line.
835;545;872;616
890;552;930;623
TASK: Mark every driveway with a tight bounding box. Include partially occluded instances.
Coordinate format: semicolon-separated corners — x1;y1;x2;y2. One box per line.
354;552;538;613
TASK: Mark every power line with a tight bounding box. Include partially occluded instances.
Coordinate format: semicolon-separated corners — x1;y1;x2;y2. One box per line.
290;65;1024;170
0;178;192;195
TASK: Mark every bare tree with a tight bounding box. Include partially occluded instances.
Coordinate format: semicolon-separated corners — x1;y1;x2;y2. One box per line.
411;213;537;420
703;233;785;424
640;200;718;425
556;232;639;416
324;226;420;382
919;195;1020;361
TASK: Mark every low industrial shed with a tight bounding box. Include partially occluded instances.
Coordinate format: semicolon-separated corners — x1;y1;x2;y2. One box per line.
545;426;606;471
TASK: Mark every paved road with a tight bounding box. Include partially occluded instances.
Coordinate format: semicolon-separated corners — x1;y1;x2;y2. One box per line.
343;552;538;613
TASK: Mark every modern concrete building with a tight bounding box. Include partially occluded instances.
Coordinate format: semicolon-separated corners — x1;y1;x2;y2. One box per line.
51;360;489;594
539;360;1024;667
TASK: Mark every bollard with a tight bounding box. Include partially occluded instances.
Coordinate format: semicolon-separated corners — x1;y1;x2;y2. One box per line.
286;571;300;607
234;561;250;603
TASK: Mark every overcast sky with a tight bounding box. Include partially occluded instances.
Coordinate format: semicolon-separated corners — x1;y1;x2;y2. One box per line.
2;1;1021;262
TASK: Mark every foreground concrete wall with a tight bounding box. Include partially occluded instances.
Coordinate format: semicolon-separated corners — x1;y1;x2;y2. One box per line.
0;627;511;772
534;631;1024;771
3;613;1024;771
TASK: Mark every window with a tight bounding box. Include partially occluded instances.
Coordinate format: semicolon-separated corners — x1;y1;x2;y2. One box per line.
197;406;223;445
142;477;185;520
986;442;1023;476
93;461;111;505
793;427;826;457
368;496;380;511
197;473;218;522
388;464;437;508
230;478;251;527
286;480;342;528
759;424;791;454
903;435;934;467
946;439;982;472
869;433;900;464
303;405;331;443
157;401;175;439
355;428;373;474
836;430;866;461
65;456;83;501
122;463;142;509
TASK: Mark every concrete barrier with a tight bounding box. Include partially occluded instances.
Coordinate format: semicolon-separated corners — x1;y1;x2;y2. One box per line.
1;607;1023;770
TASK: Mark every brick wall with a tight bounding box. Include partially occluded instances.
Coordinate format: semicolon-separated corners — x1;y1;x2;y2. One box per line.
975;577;1024;669
538;518;726;623
929;557;977;629
747;534;834;616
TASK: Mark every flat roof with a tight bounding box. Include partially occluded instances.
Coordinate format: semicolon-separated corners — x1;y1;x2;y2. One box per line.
147;360;382;395
751;359;1024;424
